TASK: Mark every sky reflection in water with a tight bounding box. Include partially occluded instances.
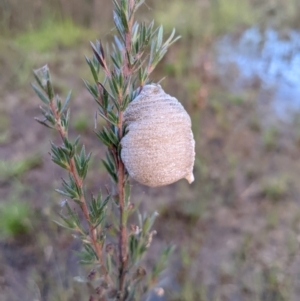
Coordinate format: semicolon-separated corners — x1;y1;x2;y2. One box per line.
215;26;300;122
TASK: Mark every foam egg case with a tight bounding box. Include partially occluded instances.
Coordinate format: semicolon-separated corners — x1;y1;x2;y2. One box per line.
121;84;195;187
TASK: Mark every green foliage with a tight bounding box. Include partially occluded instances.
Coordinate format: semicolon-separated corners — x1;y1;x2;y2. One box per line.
15;18;93;52
0;200;31;238
0;155;42;182
211;0;256;32
156;0;257;38
262;176;289;202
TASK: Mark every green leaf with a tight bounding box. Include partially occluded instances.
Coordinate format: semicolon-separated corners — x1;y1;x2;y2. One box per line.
106;254;113;274
60;90;72;114
98;82;112;110
31;83;49;105
108;76;120;100
102;159;117;182
119;6;129;32
111;53;122;69
98;111;118;126
85;56;98;83
83;79;98;100
90;193;110;229
63;108;71;130
33;71;45;91
112;0;121;14
52;158;69;169
90;42;105;68
55;95;62;112
46;79;54;100
114;35;124;51
53;219;74;231
125;181;131;205
55;188;72;198
163;28;176;46
34;117;54;129
57;175;82;201
74;156;81;177
77;243;98;264
104;126;119;146
151;245;175;280
113;11;125;41
129;235;139;262
96;130;110;147
157;25;163;49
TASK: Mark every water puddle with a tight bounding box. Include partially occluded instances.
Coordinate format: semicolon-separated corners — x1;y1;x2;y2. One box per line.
215;26;300;122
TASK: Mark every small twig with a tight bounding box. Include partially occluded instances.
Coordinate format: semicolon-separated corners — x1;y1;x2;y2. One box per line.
117;1;136;297
32;0;181;298
49;99;113;286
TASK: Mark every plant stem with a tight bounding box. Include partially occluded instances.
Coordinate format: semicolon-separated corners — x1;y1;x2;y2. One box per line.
49;99;112;286
117;1;136;296
117;150;127;294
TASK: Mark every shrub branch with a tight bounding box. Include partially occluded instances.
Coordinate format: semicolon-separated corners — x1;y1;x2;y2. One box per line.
32;0;180;299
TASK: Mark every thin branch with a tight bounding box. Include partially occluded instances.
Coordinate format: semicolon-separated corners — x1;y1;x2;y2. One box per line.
117;1;136;297
49;99;113;286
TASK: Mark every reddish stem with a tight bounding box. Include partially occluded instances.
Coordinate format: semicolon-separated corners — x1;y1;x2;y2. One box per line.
117;1;135;296
49;100;112;286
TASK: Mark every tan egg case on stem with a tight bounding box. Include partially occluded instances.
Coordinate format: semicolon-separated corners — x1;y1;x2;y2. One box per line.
121;84;195;187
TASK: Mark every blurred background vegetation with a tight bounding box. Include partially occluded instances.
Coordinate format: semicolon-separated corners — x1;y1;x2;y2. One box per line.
1;0;300;300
